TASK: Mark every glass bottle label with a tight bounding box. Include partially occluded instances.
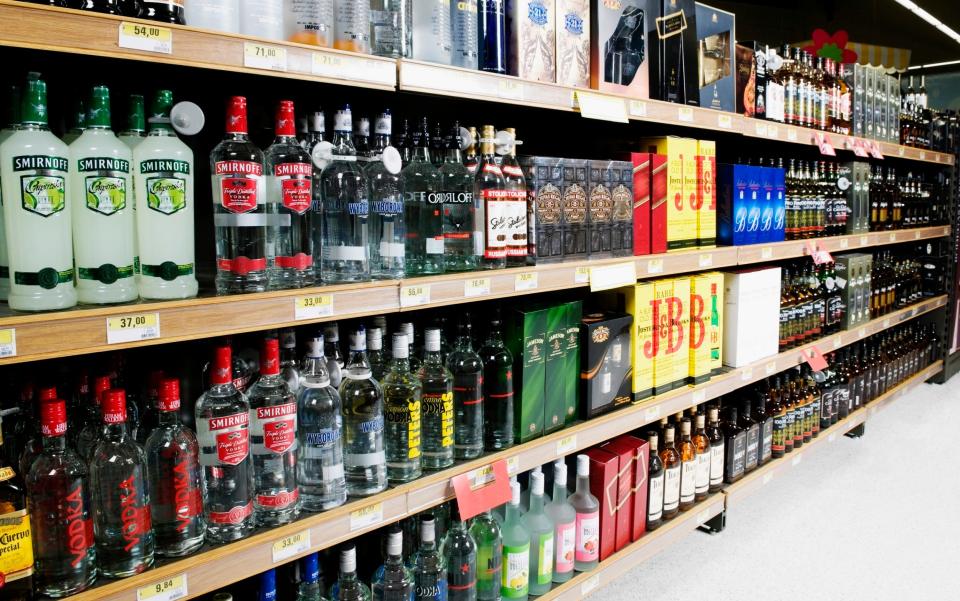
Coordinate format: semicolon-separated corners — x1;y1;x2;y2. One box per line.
483;188;510;258
695;451;710;493
303;428;341;458
250;402;298;455
761;419;774;461
574;511;599;562
554;520;575;573
156;457;202;532
647;472;664;521
20;174;66;217
537;532;553;584
709;442;724;485
84;176;127;215
663;465;681;510
422;391;455;448
502;543;530;598
198;411;250;466
117;473;153;552
0;508;33;582
680;459;696;502
216;160;262;213
477;539;502;594
207;501;254;525
275;162;313;214
145;177;187;215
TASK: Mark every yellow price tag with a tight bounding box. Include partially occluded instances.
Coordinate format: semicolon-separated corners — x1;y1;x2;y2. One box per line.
556;434;577;455
349;502;384;531
295;294;334;320
760;247;773;260
574;266;590;284
119;22;172;54
400;284;431;307
137;574;187;601
272;530;311;563
514;272;538;291
717;114;733;129
244;42;287;71
468;465;496;490
698;253;713;268
677;106;694;122
464;277;491;298
629;100;648;117
506;455;520;475
0;328;15;358
106;313;160;344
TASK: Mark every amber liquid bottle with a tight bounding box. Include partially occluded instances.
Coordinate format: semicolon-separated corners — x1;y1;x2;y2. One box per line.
789;372;805;450
677;419;697;512
692;414;711;501
800;367;815;442
646;433;665;531
769;377;787;459
782;377;796;454
0;416;33;601
753;388;773;465
660;425;681;520
705;407;725;493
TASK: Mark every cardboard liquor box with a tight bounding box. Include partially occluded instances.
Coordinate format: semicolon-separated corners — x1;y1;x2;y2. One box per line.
584;447;619;561
508;0;557;83
579;311;633;418
587;160;615;259
839;161;870;235
639;137;698;250
716;163;749;246
649;0;699;105
505;306;547;442
875;66;888;142
590;0;653;97
835;253;871;329
852;63;866;137
613;434;650;542
887;74;900;143
695;139;716;247
563;300;583;425
610;160;635;257
694;2;735;112
688;272;717;384
520;156;564;262
651;277;690;394
722;267;780;367
561;159;589;260
734;43;755;117
756;165;774;243
744;165;761;245
598;437;638;551
544;303;568;433
628;152;668;255
556;0;591;87
864;64;876;140
771;165;786;242
703;271;724;375
610;282;656;400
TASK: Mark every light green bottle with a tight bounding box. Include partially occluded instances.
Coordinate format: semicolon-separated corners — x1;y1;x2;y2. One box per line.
501;480;529;600
469;509;502;601
523;471;554;595
0;83;21;301
61;97;85;145
119;93;146;280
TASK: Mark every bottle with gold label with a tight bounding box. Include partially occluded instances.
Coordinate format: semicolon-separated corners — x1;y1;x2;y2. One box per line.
0;414;32;600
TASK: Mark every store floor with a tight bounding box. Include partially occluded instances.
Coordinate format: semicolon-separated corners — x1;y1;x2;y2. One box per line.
597;372;960;601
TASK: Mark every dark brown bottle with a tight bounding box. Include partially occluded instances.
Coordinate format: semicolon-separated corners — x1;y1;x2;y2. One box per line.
722;406;747;484
769;377;787;459
753;387;773;464
660;425;681;520
705;407;725;493
800;366;815;442
737;399;760;473
788;373;805;450
645;432;665;531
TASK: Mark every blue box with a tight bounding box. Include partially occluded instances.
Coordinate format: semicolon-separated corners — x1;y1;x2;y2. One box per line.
745;165;762;244
770;166;786;242
717;163;750;246
758;166;774;243
694;2;735;112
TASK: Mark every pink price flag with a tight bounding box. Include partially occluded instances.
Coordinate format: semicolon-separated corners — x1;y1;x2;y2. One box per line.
805;347;829;372
451;459;512;521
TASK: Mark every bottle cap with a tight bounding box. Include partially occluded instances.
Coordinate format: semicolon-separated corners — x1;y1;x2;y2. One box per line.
280;329;297;349
102;389;127;424
375;110;392;135
647;432;659;451
340;545;356;573
424;328;441;352
681;419;691;436
40;399;68;437
93;375;111;405
324;323;339;341
260;338;281;376
576;454;590;477
531;471;544;496
310;111;325;133
86;85;111;128
20;75;48;126
355;116;370;137
392;333;409;359
696;413;705;428
306;336;324;358
510;480;520;505
386;530;403;556
275;100;296;136
708;406;718;420
349;329;366;351
401;322;414;340
158;378;181;412
420;516;436;543
373;315;388;332
334;105;352;133
367;327;382;351
38;386;57;402
225;96;248;134
126;94;145;132
211;345;233;385
532;465;541;476
554;459;567;484
302;553;319;584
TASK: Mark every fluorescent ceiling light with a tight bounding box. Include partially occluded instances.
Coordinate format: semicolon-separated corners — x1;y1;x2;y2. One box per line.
907;58;960;70
894;0;960;45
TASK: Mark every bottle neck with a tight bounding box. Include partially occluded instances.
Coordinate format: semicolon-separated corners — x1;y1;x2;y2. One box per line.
42;435;67;453
274;133;298;145
529;492;544;513
158;410;179;426
446;146;463;163
575;474;590;495
103;421;129;440
391;357;411;374
223;131;249;142
505;502;521;522
423;349;443;365
552;481;567;502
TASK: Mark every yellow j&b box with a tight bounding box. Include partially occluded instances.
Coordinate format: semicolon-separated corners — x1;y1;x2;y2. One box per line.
639;137;698;251
688;273;722;384
696;139;717;247
608;282;655;401
665;276;691;391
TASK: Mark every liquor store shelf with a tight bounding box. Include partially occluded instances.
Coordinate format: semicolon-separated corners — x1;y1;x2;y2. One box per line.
541;359;944;601
58;296;946;601
0;1;953;166
0;226;948;366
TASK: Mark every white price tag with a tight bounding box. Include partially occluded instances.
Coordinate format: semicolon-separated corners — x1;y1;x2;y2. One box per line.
692;389;706;404
311;52;395;86
889;233;897;243
762;472;774;485
498;79;523;101
272;530;311;563
646;258;664;274
787;128;798;142
349;503;383;531
400;285;431;307
898;146;906;157
698;253;713;268
833;337;842;349
765;362;777;376
919;151;926;160
755;122;768;137
576;91;628;123
556;434;577;456
791;453;803;466
581;574;601;596
295;294;334;320
761;247;773;260
506;456;520;475
464;277;491;298
678;106;694;122
119;22;172;54
859;236;868;246
858;328;867;339
589;262;637;291
0;329;15;358
697;509;712;525
244;42;288;71
767;125;780;139
915;230;922;240
840;238;849;249
574;266;590;284
883;319;891;329
629;100;648;117
515;272;538;291
741;367;753;381
644;405;661;423
106;313;160;344
718;114;733;129
137;575;187;601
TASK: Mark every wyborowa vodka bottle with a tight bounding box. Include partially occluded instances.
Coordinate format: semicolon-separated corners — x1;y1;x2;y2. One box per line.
134;89;198;300
90;389;156;577
382;332;422;484
447;316;484;460
366;109;405;280
211;96;268;294
340;328;387;497
297;334;347;511
247;337;300;525
418;327;454;470
266;99;315;289
27;398;97;597
195;345;255;542
145;378;205;557
0;74;77;311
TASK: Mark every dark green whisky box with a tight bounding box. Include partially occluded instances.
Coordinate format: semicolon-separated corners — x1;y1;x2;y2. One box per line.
564;300;583;426
506;306;547;442
544;304;568;434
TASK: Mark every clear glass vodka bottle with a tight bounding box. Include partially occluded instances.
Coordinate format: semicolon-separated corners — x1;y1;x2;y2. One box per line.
500;128;527;266
280;327;301;395
474;125;507;269
266;99;315;289
297;334;347;511
367;109;406;280
383;332;422;483
19;385;55;477
367;326;388;381
354;116;372;159
239;0;284;39
325;322;346;388
440;121;478;272
185;0;239;33
442;503;477;601
211;96;268;294
447;317;484;460
195;345;255;543
370;0;412;58
26;398;97;597
400;321;423;373
412;0;452;64
373;529;414;601
334;544;373;601
569;455;599;571
285;0;334;46
479;315;513;451
334;0;372;53
523;471;554;595
414;516;446;601
545;460;575;583
402;117;444;276
304;111;326;153
144;378;205;557
451;0;479;69
90;389;155;577
320;105;371;283
419;327;455;470
247;337;300;525
470;509;502;601
340;328;387;497
297;553;324;601
501;481;529;600
77;374;110;461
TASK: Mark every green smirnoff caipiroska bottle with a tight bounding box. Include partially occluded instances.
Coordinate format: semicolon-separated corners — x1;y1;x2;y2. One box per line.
133;90;197;300
0;74;77;311
69;85;137;304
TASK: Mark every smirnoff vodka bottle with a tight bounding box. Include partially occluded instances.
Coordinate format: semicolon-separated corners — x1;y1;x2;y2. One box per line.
247;337;300;525
134;90;198;299
0;75;77;311
211;96;268;294
297;334;347;511
285;0;334;46
185;0;239;32
89;389;155;577
340;328;387;497
240;0;284;40
195;345;255;543
266;100;315;289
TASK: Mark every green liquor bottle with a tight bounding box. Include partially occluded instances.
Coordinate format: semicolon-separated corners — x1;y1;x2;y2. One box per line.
470;509;502;601
501;480;529;600
522;471;553;596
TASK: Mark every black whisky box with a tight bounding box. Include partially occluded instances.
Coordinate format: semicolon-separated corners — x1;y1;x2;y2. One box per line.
649;0;700;105
561;158;589;260
736;40;768;119
694;2;735;112
610;160;635;257
588;160;615;259
590;0;654;97
520;156;564;263
580;311;634;419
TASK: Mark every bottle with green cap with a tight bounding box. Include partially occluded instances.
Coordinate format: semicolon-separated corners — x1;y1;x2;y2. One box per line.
0;73;77;311
69;84;138;304
0;83;21;301
62;96;85;145
133;89;197;299
119;94;146;149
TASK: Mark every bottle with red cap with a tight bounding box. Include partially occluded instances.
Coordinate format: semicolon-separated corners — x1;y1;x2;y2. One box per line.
195;344;255;543
26;397;98;596
265;99;315;290
247;336;300;525
77;374;111;461
17;384;55;478
211;96;268;295
145;377;205;557
89;388;155;577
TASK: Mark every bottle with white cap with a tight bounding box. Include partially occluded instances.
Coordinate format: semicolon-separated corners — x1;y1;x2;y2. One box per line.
568;454;599;571
382;332;422;483
366;109;406;280
367;326;388;380
340;327;387;497
519;465;550;512
399;322;422;372
373;529;414;600
501;480;530;600
324;323;344;388
419;327;455;470
545;460;576;583
333;544;371;601
413;515;446;600
522;471;554;595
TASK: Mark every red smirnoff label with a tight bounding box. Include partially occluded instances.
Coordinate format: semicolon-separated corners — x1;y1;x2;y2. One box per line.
275;162;313;213
208;501;254;525
257;487;299;509
217;161;262;214
216;160;263;176
274;162;312;177
250;402;298;455
198;412;250;466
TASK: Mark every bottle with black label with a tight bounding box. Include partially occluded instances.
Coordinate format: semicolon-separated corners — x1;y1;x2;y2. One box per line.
836;349;851;420
659;424;681;520
677;418;697;512
738;400;760;473
706;407;725;493
753;388;774;465
802;365;820;439
782;377;795;454
769;377;787;459
645;432;664;531
722;406;747;484
819;356;836;430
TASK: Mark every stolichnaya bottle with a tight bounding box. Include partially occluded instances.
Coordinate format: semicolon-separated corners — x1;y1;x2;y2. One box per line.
134;89;198;299
340;328;387;497
382;332;422;483
500;127;527;266
418;327;455;470
69;85;137;304
0;74;77;311
195;345;256;543
474;124;507;269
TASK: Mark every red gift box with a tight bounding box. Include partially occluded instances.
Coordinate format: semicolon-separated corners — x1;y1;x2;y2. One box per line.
616;434;650;542
599;437;635;552
585;448;619;561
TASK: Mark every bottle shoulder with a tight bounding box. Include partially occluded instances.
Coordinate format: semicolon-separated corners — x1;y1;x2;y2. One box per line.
70;130;132;159
145;424;199;455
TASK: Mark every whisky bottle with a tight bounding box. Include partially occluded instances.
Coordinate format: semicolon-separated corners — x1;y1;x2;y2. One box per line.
678;418;696;512
660;424;681;520
692;413;711;501
0;414;32;599
738;399;760;473
781;377;795;454
753;388;773;465
722;406;746;484
646;432;664;530
769;376;787;459
706;407;725;492
836;349;851;420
